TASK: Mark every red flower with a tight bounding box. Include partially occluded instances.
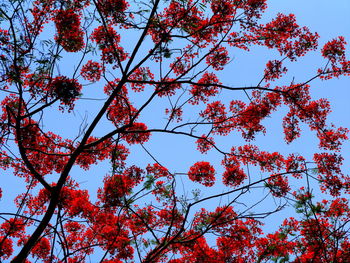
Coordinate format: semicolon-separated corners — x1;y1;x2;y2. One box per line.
189;72;221;104
188;161;216;187
81;60;103;82
222;165;246;187
50;76;82;110
91;25;128;65
321;36;347;63
54;9;85;52
129;67;154;92
31;237;50;260
0;218;25;238
97;0;128;17
165;107;183;122
206;46;230;71
196;135;215;154
146;163;172;179
264;60;287;81
156;78;181;97
123;123;150;144
0;237;13;259
267;175;290;197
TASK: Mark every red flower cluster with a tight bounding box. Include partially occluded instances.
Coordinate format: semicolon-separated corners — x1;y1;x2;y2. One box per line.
264;60;287;81
229;91;281;139
252;13;319;60
322;36;346;63
188;161;216;187
196;135;215;154
170;57;191;76
156;78;181;97
244;0;267;19
100;166;144;207
200;101;229;135
54;9;84;52
12;119;72;183
0;218;25;238
91;25;128;65
105;81;138;126
222;164;246;187
123;123;150;144
318;36;350;79
76;137;113;170
81;60;103;82
317;126;349;151
165;107;183;122
284;154;306;178
211;0;235;17
49;76;82;110
267;175;290;197
97;0;128;18
232;144;285;173
146;163;172;179
280;83;349;149
206;46;230;71
189;72;220;104
31;237;51;260
0;237;13;260
129;67;154;92
314;152;346;196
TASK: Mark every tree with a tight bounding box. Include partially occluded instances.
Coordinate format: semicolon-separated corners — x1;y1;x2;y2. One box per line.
0;0;349;262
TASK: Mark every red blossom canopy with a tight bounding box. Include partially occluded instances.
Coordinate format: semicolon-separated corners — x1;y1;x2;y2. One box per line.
0;0;349;262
